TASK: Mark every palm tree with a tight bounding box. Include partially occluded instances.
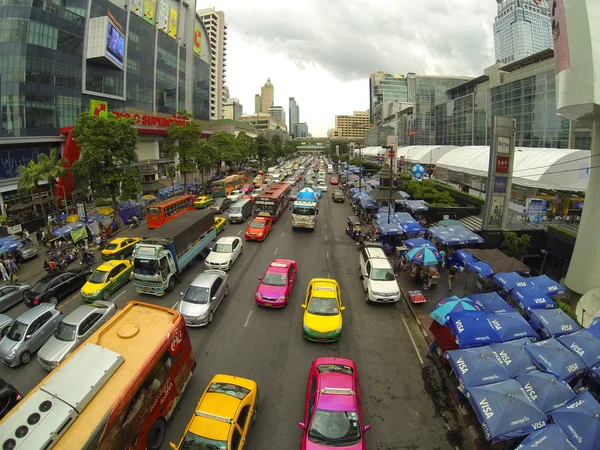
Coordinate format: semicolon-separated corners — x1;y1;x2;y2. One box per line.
17;158;50;235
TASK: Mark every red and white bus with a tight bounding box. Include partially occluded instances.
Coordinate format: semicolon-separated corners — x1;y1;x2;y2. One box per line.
0;301;196;450
146;195;195;229
254;182;291;221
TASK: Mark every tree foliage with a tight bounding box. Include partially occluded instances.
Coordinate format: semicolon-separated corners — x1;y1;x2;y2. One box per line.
209;131;239;167
329;140;349;156
256;135;274;164
501;231;531;260
236;132;257;163
401;179;457;206
72;113;140;226
283;140;297;157
164;111;203;192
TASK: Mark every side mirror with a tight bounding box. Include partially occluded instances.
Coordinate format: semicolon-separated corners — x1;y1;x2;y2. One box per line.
341;306;346;311
211;296;217;302
25;334;32;340
301;304;306;309
297;422;306;429
258;276;262;281
180;292;184;296
363;425;371;432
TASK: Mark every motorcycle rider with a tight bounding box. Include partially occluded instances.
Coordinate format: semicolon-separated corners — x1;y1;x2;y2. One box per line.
131;215;140;227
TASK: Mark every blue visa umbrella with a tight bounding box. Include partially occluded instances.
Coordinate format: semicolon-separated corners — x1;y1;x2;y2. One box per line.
591;317;600;327
447;310;503;349
456;249;477;265
528;308;580;339
550;391;600;450
467;261;494;277
394;212;417;223
491;338;538;377
515;370;576;414
430;298;482;325
487;312;538;342
588;322;600;340
511;285;557;311
434;295;461;309
444;346;511;391
590;364;600;383
404;237;436;249
467;292;515;314
557;330;600;368
492;272;530;292
514;424;578;450
524;338;588;383
406;246;442;266
465;379;547;443
528;275;567;297
400;222;425;234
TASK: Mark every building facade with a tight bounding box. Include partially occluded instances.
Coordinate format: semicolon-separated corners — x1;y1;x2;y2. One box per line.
223;98;243;120
260;78;274;113
369;71;409;123
334;111;370;139
493;0;552;64
296;122;308;138
238;113;286;132
268;106;286;125
197;8;227;119
254;94;261;113
289;97;299;136
0;0;211;214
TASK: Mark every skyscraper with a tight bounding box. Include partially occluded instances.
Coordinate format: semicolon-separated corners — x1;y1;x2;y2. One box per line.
254;94;262;113
493;0;552;64
260;78;274;113
289;97;299;136
369;72;409;123
296;123;308;138
224;98;243;120
268;106;286;125
197;8;228;119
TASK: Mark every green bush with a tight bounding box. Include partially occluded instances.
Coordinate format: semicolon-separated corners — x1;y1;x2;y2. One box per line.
500;232;531;260
401;179;457;206
556;299;580;324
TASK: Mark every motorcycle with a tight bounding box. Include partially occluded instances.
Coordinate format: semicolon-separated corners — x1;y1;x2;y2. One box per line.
80;252;96;269
45;259;68;274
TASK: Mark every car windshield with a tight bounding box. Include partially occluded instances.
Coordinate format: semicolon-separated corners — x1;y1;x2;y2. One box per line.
214;199;224;205
134;258;158;275
308;409;361;446
147;207;160;216
229;207;242;214
181;432;227;450
89;269;109;284
6;321;27;341
54;321;77;342
249;221;265;229
183;285;210;304
29;279;52;295
105;243;119;250
293;206;315;216
213;243;232;253
262;272;287;286
370;268;396;281
308;297;339;316
207;382;250;399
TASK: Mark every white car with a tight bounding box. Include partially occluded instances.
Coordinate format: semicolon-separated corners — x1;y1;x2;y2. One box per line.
286;178;296;186
227;190;244;203
205;237;243;271
317;181;328;192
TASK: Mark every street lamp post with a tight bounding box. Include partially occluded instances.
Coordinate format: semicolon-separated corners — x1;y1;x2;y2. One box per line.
358;148;363;192
382;145;395;224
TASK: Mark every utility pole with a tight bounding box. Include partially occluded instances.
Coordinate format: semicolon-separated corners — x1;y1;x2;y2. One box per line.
358;148;363;192
383;145;395;224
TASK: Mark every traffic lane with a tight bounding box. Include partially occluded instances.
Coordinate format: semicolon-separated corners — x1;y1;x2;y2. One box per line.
323;195;455;449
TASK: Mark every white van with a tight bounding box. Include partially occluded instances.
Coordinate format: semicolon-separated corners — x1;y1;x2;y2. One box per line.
358;244;400;304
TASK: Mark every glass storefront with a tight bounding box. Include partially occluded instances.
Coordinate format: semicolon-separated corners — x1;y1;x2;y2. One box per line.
193;56;210;121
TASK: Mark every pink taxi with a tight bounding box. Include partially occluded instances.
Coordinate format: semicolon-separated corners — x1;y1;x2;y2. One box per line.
241;183;253;194
255;259;297;308
298;357;370;449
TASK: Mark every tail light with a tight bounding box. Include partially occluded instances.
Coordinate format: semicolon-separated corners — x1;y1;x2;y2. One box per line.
59;310;63;315
33;297;39;305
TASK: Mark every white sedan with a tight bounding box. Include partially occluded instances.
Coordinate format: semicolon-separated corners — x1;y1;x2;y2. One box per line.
318;181;328;192
227;190;244;203
205;236;243;271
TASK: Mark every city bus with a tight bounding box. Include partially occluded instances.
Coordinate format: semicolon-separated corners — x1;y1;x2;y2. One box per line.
0;301;196;450
254;181;291;221
146;195;195;229
210;174;245;197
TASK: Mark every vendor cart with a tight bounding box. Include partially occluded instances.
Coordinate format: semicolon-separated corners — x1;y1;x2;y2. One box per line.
408;290;426;304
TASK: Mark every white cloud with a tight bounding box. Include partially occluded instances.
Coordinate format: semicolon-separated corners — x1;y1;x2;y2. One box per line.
204;0;498;136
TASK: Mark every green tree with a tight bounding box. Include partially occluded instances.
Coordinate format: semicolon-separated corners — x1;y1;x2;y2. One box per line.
194;141;218;185
283;140;297;156
501;231;531;260
340;154;349;162
271;135;283;158
236;132;257;164
209;131;238;171
164;111;203;193
17;154;56;235
40;148;68;214
329;140;349;156
256;135;273;165
72;113;140;227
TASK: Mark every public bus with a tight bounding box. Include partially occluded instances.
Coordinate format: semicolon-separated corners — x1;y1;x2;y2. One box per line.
145;195;195;229
210;174;245;197
0;301;196;450
254;181;291;221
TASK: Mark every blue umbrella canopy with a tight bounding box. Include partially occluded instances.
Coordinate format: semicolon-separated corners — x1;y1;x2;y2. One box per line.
400;222;425;235
487;312;538;342
467;261;494;277
528;308;581;339
591;317;600;327
491;338;538;377
434;296;461;309
550;391;600;450
467;292;515;314
514;424;578;450
445;346;511;391
492;272;531;292
515;370;576;414
447;310;503;349
393;212;417;223
378;223;403;236
465;379;547;443
431;298;482;325
528;275;566;296
456;249;477;265
406;246;442;266
557;330;600;368
404;238;436;249
524;338;588;383
511;285;557;311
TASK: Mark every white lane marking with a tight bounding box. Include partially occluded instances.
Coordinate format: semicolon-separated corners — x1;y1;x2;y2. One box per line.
328;273;331;278
401;316;424;365
113;290;127;303
324;224;327;229
244;310;253;327
274;248;278;254
281;232;285;237
172;301;179;308
326;251;329;259
286;221;289;226
325;235;328;240
238;229;242;235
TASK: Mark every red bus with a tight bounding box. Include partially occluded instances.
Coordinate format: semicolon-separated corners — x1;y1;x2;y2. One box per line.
0;301;196;450
254;182;291;221
145;195;195;229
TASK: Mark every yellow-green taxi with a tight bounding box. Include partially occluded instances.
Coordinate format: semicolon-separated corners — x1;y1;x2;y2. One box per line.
100;237;141;260
80;260;134;302
195;195;214;209
215;216;227;234
170;374;258;450
302;278;345;342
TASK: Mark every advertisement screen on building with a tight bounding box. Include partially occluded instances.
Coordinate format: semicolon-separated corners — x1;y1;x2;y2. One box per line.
106;22;125;69
143;0;157;25
194;26;202;56
168;8;177;38
551;0;570;74
130;0;143;17
157;1;169;32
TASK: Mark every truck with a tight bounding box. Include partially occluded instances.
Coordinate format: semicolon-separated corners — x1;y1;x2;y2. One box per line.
132;209;217;296
291;188;319;230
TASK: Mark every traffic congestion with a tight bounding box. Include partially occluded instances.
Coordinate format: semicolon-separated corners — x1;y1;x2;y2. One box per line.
0;156;454;450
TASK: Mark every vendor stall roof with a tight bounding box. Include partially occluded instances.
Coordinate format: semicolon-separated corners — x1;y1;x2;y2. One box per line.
398;145;458;165
463;248;529;274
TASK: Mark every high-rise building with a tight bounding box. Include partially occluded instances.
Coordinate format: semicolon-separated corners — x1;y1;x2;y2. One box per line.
254;95;262;113
289;97;299;136
238;113;287;131
268;106;286;125
369;72;409;123
197;8;228;119
261;78;274;113
493;0;552;64
296;123;309;138
334;111;370;139
224;98;243;120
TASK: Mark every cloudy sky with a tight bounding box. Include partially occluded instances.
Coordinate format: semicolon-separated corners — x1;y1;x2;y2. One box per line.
205;0;499;137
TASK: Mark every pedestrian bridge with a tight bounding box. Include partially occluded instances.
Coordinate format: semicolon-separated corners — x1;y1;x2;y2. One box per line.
297;145;328;153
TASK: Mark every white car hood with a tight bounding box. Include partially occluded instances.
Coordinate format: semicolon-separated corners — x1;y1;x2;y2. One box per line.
368;279;399;294
206;252;232;264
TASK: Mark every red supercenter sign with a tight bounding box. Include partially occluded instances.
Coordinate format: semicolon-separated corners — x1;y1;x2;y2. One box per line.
112;111;190;127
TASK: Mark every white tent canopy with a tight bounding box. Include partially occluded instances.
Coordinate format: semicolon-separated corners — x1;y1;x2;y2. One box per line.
401;145;458;165
435;146;590;192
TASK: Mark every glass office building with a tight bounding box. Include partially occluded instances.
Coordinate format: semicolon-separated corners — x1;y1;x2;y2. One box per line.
369;72;409;124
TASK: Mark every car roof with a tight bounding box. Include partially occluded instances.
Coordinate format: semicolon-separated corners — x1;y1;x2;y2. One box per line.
190;271;223;287
266;260;291;273
315;372;356;412
217;236;238;244
110;237;128;243
370;257;392;269
63;303;108;325
310;279;338;298
96;261;125;270
16;303;56;322
251;216;269;222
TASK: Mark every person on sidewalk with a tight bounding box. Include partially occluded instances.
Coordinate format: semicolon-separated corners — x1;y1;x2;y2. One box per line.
448;264;458;291
0;260;9;282
8;257;18;276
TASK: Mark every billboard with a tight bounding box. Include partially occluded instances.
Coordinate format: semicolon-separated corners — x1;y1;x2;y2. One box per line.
168;8;177;38
130;0;143;17
551;0;570;74
90;100;108;118
157;0;169;33
143;0;156;25
106;21;125;69
194;26;202;56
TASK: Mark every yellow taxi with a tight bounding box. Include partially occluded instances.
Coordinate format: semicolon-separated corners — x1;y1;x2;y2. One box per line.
80;260;133;302
302;278;345;342
100;237;141;260
215;216;227;234
170;374;258;450
195;195;214;209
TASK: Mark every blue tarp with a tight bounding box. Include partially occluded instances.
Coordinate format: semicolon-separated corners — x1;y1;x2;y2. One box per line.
447;310;503;348
297;188;318;203
487;312;538;342
524;338;588;383
117;200;141;224
404;200;429;213
52;222;85;237
467;292;514;314
515;370;576;414
528;308;581;339
393;212;418;223
550;391;600;450
510;285;557;311
445;346;511;390
490;338;538;377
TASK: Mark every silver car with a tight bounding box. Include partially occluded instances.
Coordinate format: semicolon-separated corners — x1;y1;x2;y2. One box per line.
0;314;12;338
37;301;117;371
0;283;31;313
175;270;228;327
0;304;62;367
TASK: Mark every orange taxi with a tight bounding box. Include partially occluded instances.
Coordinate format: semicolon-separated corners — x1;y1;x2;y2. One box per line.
245;217;273;241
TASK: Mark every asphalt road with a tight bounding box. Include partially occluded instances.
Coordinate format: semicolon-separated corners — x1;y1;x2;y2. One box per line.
0;179;456;450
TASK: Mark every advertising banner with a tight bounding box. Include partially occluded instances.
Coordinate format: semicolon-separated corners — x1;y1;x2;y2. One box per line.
496;156;509;173
168;7;178;38
157;0;169;33
525;198;546;223
130;0;143;17
70;227;88;244
143;0;157;25
551;0;570;74
193;26;202;56
90;100;108;118
490;196;505;228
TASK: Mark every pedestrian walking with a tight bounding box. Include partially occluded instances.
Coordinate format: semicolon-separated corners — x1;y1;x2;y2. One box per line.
0;260;9;282
448;264;458;291
36;229;42;246
9;257;18;276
